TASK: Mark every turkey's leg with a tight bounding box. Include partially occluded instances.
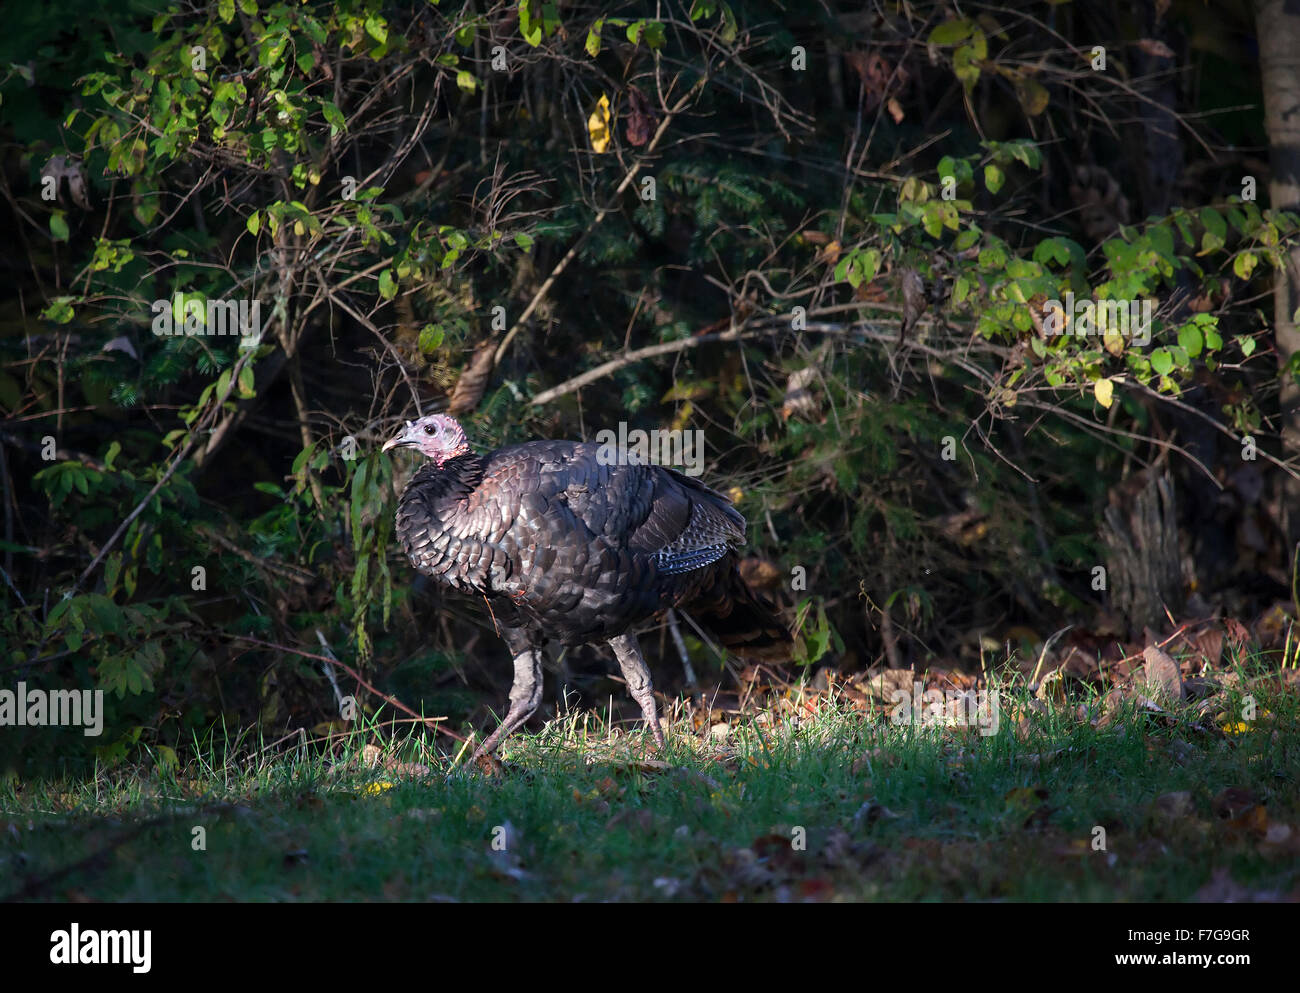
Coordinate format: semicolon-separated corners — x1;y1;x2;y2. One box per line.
472;630;544;761
609;633;666;749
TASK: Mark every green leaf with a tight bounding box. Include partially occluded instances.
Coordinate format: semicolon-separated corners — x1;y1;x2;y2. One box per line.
1150;347;1174;376
42;298;75;324
718;2;738;43
321;100;346;136
1178;323;1203;359
246;211;260;236
419;324;445;354
364;14;388;44
929;19;973;45
519;0;543;45
586;18;604;56
1199;206;1227;242
984;164;1004;195
50;212;70;241
378;269;397;300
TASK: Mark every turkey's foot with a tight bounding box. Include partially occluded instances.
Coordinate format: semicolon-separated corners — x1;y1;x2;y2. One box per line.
609;632;666;750
468;644;543;765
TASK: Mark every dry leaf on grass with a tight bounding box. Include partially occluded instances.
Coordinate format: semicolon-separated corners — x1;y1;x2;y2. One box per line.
1139;644;1184;706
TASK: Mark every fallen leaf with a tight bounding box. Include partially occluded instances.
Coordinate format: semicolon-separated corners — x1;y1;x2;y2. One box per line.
1139;644;1184;706
1152;791;1194;819
1212;787;1259;820
1194;867;1285;903
853;800;901;828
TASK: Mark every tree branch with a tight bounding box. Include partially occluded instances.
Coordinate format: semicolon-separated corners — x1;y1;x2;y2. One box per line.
492;71;712;370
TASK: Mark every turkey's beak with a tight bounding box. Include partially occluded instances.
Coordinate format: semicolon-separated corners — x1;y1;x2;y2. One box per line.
382;421;417;453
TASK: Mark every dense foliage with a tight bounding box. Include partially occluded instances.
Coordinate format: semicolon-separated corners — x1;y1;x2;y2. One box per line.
2;0;1297;775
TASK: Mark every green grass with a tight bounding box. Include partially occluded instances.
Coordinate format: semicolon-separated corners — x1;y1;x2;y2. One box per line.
2;670;1299;901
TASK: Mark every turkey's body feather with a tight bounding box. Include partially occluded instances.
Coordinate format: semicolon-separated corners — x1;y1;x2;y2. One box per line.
395;440;751;645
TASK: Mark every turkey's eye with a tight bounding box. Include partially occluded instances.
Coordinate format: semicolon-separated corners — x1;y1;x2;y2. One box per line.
424;424;436;435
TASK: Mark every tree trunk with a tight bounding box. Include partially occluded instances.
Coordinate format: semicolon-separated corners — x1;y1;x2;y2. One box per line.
1102;469;1182;637
1254;0;1300;551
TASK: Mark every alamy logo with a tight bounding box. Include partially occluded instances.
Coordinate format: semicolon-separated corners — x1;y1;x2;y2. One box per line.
1042;292;1153;347
150;294;261;341
0;682;103;736
50;924;151;973
889;682;1001;737
594;423;704;477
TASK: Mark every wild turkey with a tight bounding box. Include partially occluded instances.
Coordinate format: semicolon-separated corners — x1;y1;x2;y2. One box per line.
382;414;790;759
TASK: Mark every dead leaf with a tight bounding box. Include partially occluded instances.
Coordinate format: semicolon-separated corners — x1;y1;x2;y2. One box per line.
1139;644;1184;706
1194;867;1286;903
1223;617;1251;649
899;268;926;343
1224;804;1270;839
1152;791;1194;819
624;86;654;146
862;668;916;701
1212;786;1259;820
853;800;901;828
782;366;821;421
1135;38;1175;58
447;340;496;414
850;748;890;775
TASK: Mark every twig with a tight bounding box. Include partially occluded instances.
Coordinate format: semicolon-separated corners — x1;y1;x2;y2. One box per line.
232;634;466;743
529;323;777;405
666;608;697;686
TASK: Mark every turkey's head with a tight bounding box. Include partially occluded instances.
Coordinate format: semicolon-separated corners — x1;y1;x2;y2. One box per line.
382;414;470;465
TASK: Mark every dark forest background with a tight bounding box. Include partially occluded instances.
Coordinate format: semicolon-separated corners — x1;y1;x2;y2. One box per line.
2;0;1299;775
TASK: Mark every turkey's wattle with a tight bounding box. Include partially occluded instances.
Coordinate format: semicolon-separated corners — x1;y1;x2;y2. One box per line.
383;413;791;760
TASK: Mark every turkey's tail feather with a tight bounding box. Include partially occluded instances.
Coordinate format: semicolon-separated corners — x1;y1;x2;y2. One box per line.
685;565;792;662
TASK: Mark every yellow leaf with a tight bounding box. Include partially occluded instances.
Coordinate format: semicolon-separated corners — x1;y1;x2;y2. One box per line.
362;781;394;794
587;94;612;154
1094;377;1114;409
670;400;694;432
